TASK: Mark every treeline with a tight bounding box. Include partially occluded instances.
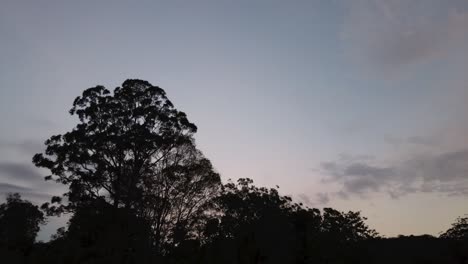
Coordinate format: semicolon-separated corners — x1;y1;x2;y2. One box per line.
1;79;467;263
1;190;468;264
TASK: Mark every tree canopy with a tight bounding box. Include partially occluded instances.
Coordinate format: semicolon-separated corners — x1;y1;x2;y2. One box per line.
0;193;45;250
33;79;221;253
440;216;468;240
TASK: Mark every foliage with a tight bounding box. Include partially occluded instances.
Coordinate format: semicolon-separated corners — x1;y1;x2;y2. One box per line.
199;178;299;264
0;193;45;250
440;216;468;240
33;79;221;253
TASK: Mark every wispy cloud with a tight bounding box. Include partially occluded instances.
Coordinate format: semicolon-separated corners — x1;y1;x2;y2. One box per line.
0;161;63;204
297;192;330;207
384;135;440;148
0;182;52;203
316;192;330;205
0;161;43;182
0;139;45;156
321;149;468;198
341;0;468;71
0;182;33;193
321;159;395;195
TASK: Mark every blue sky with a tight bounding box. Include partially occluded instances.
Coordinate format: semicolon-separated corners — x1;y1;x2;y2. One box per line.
1;0;468;240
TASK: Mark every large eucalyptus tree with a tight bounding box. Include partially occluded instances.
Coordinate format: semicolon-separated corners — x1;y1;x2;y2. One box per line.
33;79;221;253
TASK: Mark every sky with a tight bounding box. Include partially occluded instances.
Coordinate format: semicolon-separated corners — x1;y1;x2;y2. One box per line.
1;0;468;240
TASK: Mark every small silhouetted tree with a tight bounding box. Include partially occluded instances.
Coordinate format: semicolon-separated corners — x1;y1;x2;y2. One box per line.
441;216;468;240
200;178;299;264
33;79;221;254
46;198;154;264
441;216;468;264
321;208;378;242
317;208;378;263
291;207;378;264
0;193;45;250
292;208;322;264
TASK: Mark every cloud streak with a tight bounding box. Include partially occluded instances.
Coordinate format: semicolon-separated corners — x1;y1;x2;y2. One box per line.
0;182;33;193
0;182;52;203
0;139;44;156
341;0;468;70
0;161;43;182
0;161;63;205
321;149;468;198
296;192;330;207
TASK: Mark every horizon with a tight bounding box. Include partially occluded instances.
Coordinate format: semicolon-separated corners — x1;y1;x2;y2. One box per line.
1;0;468;241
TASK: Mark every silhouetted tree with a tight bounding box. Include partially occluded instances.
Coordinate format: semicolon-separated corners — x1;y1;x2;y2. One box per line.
292;207;323;263
354;235;459;264
441;216;468;264
321;207;378;241
38;198;154;264
441;216;468;240
33;79;221;254
318;208;378;263
291;206;378;264
200;178;299;264
0;193;45;252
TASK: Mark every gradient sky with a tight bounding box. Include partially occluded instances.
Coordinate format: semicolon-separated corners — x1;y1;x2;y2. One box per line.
1;0;468;241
